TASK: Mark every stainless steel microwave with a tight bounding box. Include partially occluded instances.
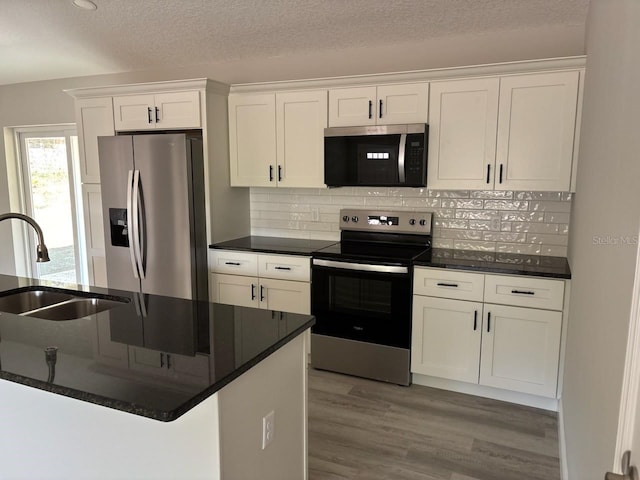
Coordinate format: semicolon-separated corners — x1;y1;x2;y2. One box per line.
324;124;428;187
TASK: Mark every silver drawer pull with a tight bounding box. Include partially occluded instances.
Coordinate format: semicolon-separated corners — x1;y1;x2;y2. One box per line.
437;282;459;288
225;261;241;266
275;266;292;270
512;289;535;295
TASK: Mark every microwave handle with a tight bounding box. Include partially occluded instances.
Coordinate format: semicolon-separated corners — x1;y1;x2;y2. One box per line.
398;133;407;183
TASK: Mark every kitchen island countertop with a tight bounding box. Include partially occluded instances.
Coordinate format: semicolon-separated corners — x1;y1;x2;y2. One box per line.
0;273;314;422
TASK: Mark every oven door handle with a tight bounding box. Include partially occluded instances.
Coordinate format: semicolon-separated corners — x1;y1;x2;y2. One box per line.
312;259;408;274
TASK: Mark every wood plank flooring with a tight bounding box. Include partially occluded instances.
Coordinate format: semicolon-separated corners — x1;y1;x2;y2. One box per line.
308;368;560;480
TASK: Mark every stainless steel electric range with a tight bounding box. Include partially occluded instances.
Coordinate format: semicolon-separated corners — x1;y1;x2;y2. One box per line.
311;208;432;386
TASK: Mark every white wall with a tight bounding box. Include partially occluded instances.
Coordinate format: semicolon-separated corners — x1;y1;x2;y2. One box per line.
562;1;640;478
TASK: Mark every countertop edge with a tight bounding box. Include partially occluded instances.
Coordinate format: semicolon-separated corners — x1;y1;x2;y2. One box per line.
412;261;572;279
0;318;315;423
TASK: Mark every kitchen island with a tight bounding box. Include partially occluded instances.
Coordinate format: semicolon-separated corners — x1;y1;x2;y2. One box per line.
0;274;313;480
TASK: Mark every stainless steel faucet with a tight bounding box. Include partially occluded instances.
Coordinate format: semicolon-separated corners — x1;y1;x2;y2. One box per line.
0;213;50;262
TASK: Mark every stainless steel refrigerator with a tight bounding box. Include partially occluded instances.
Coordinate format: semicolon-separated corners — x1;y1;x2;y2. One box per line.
97;133;208;302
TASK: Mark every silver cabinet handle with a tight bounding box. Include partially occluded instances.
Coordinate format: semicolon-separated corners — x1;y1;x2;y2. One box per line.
160;352;165;368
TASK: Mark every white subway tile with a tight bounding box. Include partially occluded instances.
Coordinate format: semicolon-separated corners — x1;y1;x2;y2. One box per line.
433;238;454;249
402;197;441;208
365;197;403;207
456;210;499;220
496;243;542;255
453;240;496;252
541;245;569;256
500;211;545;222
514;191;562;201
331;196;366;206
501;222;512;232
483;232;527;243
434;219;469;229
544;212;571;223
470;190;514;199
436;229;483;240
511;222;559;234
526;234;569;246
442;199;484;209
469;220;501;231
529;201;572;212
484;200;529;211
428;190;470;198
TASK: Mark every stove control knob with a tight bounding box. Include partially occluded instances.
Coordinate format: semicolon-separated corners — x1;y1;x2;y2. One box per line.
342;215;350;222
419;219;427;226
351;216;359;223
409;219;416;226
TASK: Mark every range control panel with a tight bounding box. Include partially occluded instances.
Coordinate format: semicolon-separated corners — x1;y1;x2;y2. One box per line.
339;209;432;235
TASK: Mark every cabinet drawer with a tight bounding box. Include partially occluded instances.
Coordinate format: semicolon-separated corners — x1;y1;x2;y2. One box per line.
258;254;310;282
210;250;258;276
413;268;484;302
484;275;564;311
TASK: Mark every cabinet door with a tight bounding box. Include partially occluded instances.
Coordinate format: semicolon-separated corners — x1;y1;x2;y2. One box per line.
276;90;327;188
75;97;115;183
81;184;107;287
210;273;259;308
495;71;579;191
377;83;429;125
155;91;201;129
427;78;499;190
259;278;310;315
113;94;155;131
328;86;376;127
480;304;562;397
228;93;276;186
411;296;483;383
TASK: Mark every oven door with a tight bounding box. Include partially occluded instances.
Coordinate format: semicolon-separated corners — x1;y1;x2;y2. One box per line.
311;259;411;349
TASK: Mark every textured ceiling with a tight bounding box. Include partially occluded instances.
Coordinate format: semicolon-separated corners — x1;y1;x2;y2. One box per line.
0;0;589;86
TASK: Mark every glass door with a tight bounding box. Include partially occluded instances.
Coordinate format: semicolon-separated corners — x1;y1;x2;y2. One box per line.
17;128;83;283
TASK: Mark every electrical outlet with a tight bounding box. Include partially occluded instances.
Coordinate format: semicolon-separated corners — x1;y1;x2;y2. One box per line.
262;410;275;450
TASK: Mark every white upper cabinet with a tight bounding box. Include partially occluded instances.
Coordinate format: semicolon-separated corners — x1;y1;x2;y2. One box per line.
427;70;580;192
328;83;429;127
495;71;579;191
275;90;327;188
229;90;327;188
228;93;276;187
75;97;115;184
113;91;201;131
427;78;499;190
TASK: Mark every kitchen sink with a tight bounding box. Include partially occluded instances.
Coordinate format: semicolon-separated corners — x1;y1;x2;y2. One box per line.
0;289;74;314
0;286;129;320
26;298;126;321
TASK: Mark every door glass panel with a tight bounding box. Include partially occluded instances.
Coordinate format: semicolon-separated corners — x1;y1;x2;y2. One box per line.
331;276;392;314
23;136;78;282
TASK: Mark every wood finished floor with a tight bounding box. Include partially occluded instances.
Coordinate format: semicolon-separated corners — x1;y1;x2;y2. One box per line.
308;368;560;480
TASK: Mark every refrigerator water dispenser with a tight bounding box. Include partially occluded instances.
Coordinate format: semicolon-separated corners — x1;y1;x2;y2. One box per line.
109;208;129;247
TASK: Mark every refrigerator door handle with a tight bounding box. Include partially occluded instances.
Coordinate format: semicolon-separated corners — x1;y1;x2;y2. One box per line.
126;170;140;279
132;169;145;279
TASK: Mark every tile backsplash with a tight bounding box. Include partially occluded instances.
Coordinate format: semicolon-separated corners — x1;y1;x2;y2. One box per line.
250;187;572;257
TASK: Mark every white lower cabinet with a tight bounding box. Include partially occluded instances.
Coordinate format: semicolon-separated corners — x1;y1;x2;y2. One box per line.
412;267;566;400
411;296;482;384
210;250;311;315
479;304;562;397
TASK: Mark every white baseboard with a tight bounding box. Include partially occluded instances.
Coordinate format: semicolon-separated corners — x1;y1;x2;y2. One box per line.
558;398;569;480
411;373;559;411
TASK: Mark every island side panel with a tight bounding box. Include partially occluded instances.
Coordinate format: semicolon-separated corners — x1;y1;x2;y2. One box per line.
0;381;221;480
218;332;308;480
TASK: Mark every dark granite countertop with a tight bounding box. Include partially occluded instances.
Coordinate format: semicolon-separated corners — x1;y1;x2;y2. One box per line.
0;274;314;422
413;249;571;279
210;236;337;255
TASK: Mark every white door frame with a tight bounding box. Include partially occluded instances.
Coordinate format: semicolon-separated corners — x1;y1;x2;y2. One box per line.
613;224;640;472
